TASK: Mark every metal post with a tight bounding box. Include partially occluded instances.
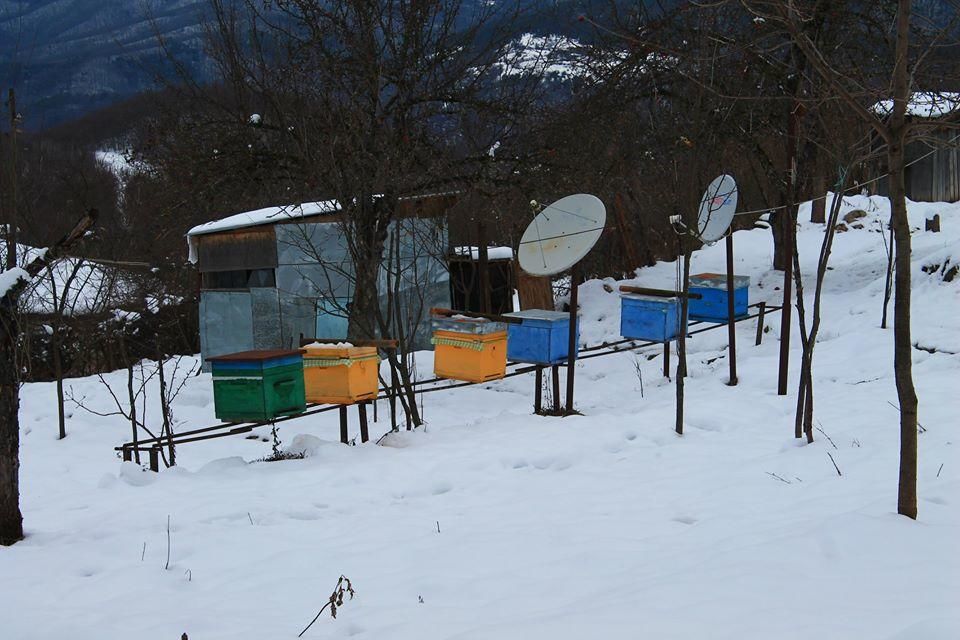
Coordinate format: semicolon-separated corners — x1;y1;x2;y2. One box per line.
389;364;398;431
358;402;369;443
534;366;543;414
663;341;670;378
551;364;560;413
564;266;579;414
339;405;349;444
777;241;792;395
725;233;738;386
755;301;767;346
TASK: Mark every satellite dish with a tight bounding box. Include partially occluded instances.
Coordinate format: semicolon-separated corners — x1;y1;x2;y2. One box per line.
696;174;738;244
518;194;606;276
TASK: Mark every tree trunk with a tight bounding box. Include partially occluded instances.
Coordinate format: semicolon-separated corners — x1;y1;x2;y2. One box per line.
0;304;23;545
771;208;789;271
0;209;96;546
888;139;919;520
52;326;66;440
157;351;175;467
889;0;918;521
811;175;826;223
347;205;390;342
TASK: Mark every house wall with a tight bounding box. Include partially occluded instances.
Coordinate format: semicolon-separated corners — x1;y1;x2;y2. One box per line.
905;131;960;202
877;130;960;203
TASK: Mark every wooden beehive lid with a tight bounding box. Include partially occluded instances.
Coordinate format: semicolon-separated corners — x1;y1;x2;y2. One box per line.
207;349;304;362
302;342;378;360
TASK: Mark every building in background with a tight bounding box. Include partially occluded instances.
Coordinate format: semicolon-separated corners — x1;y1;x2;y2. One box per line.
873;93;960;203
187;195;454;367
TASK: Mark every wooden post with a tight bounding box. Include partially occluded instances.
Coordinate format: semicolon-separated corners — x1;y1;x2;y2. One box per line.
122;447;132;462
725;233;738;386
564;266;579;415
149;447;160;473
663;342;670;378
755;301;767;346
339;405;348;444
534;366;543;414
358;402;369;443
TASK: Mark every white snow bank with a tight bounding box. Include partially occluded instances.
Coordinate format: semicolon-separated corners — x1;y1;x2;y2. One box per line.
4;196;959;640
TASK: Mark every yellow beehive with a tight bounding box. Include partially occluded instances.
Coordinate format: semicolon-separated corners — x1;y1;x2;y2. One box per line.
302;343;379;404
432;329;508;383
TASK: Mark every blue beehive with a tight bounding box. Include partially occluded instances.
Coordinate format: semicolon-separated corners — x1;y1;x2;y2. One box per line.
620;294;681;342
688;273;750;322
504;310;578;364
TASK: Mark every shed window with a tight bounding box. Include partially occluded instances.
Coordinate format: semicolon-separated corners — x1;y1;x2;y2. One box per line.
203;269;276;290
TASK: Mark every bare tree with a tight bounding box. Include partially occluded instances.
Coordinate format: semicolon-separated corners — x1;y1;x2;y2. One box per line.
742;0;960;518
0;209;97;546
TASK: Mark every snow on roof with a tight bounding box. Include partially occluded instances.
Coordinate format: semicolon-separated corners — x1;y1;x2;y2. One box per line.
186;200;341;263
871;92;960;119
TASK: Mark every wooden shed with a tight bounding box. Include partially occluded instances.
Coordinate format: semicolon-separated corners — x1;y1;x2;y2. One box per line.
187;195;456;367
873;93;960;203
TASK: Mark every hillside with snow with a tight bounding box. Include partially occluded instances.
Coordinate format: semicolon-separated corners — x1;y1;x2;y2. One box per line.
2;195;958;639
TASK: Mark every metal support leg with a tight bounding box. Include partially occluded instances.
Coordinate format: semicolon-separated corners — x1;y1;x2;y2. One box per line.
725;233;738;386
551;364;560;413
534;366;543;414
339;405;349;444
564;266;579;414
358;402;369;443
755;301;767;346
663;341;670;378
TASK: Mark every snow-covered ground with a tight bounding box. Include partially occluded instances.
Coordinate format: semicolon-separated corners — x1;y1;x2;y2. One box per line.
3;195;959;639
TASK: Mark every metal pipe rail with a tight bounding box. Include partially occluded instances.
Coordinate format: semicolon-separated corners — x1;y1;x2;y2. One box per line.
116;300;777;464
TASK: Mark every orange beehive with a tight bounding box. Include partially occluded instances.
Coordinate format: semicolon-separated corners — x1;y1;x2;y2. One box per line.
432;329;508;383
302;343;379;404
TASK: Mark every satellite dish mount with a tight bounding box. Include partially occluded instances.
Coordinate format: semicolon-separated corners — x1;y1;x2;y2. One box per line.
517;193;607;415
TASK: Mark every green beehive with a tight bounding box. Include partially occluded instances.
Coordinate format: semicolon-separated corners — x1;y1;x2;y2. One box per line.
208;349;306;422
